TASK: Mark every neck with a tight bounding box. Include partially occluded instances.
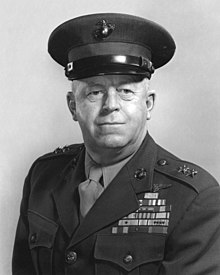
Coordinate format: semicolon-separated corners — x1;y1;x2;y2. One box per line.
85;131;148;166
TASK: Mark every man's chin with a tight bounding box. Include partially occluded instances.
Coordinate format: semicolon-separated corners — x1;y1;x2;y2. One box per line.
95;135;128;149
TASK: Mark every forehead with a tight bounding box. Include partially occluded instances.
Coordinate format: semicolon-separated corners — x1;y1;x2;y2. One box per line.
76;75;146;87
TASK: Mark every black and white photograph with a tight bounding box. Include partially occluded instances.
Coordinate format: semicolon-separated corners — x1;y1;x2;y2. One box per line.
0;1;220;274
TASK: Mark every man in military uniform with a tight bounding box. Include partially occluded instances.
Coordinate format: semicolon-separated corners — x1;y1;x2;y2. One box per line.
12;13;220;275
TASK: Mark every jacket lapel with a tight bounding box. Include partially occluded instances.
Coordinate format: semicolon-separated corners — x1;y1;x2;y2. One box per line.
69;165;139;247
127;134;157;194
52;148;86;237
69;134;158;247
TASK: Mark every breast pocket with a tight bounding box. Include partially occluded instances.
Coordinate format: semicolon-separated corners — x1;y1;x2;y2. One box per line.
28;210;58;275
94;234;165;275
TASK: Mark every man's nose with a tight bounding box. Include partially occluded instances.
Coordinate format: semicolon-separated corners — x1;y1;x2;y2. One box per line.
102;88;120;112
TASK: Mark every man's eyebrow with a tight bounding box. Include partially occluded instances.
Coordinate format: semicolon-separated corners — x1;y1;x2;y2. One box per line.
118;81;134;85
118;81;138;87
85;81;104;86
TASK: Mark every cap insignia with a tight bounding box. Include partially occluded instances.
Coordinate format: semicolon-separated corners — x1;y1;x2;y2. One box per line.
178;165;198;177
94;19;115;40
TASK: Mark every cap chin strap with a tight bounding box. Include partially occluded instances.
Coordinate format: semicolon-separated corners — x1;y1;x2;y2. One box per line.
65;55;155;80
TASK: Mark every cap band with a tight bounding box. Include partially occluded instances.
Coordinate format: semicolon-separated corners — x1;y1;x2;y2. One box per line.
68;42;152;62
65;55;154;80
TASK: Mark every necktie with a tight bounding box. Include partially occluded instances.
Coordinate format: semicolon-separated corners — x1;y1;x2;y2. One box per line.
78;165;103;217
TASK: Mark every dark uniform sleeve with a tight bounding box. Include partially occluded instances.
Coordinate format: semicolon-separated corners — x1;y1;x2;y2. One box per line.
160;185;220;274
12;171;36;275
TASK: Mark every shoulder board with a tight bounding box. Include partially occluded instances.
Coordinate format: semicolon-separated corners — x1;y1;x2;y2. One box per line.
154;145;218;194
36;143;84;162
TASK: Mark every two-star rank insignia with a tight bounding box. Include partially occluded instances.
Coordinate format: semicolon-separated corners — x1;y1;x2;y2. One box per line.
53;145;71;154
178;165;198;177
112;192;172;235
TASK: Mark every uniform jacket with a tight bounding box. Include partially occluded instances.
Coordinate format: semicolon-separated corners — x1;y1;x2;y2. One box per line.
12;134;220;275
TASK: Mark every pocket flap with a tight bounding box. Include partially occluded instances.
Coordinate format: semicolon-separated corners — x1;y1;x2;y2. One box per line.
28;210;58;249
94;234;165;272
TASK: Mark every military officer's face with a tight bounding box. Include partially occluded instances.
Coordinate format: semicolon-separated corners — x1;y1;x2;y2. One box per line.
68;75;154;155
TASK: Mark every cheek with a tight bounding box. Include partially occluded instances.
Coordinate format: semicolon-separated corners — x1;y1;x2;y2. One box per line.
126;102;148;123
75;102;98;128
75;99;89;118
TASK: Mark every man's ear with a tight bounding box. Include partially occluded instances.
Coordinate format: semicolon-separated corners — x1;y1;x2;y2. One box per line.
146;90;156;120
66;92;78;121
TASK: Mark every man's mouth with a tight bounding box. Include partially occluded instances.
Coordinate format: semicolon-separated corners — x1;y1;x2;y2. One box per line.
98;122;125;125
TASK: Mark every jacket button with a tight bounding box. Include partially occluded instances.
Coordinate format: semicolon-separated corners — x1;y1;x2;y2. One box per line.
65;251;77;264
157;159;168;166
123;254;133;264
30;233;37;244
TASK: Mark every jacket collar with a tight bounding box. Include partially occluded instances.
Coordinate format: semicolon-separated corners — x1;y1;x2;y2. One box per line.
127;133;157;194
52;147;86;237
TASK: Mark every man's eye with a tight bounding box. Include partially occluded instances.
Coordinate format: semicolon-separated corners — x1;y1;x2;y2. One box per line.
118;89;134;95
87;90;104;101
90;91;101;96
117;89;134;100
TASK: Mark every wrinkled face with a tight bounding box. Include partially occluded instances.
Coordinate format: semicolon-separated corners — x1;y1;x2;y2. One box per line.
68;75;154;152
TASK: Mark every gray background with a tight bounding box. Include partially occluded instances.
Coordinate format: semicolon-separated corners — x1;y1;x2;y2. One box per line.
0;0;220;273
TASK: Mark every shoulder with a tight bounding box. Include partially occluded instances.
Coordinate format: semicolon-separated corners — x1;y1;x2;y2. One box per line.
154;143;219;194
29;143;85;175
37;143;84;161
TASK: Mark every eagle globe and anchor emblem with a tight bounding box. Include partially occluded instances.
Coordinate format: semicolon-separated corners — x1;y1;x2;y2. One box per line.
94;19;115;40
